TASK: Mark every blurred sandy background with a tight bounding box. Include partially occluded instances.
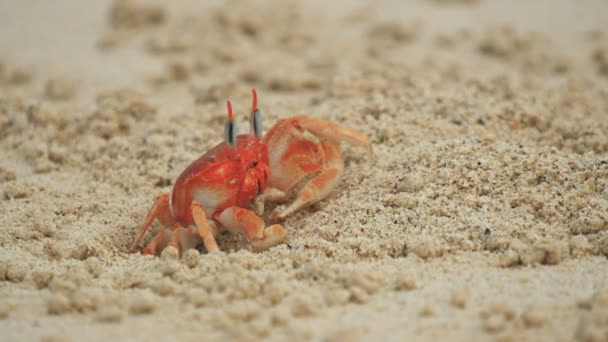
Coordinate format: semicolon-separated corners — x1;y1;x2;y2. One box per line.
1;0;607;341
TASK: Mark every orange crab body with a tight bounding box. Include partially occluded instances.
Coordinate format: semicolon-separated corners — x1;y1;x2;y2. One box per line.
130;90;371;256
171;135;269;225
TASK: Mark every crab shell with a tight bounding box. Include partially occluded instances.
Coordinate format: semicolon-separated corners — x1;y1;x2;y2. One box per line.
170;134;269;225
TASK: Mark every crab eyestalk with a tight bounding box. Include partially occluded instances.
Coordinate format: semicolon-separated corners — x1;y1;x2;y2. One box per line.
224;100;237;147
250;88;262;138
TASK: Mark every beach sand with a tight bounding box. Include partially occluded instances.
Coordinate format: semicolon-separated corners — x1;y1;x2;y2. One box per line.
1;0;607;341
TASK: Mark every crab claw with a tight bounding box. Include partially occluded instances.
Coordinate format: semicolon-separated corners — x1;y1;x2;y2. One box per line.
251;224;288;251
262;115;372;221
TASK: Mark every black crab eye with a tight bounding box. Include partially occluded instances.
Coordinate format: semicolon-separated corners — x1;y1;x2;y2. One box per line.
252;109;262;138
225;120;236;147
225;100;237;147
250;89;262;138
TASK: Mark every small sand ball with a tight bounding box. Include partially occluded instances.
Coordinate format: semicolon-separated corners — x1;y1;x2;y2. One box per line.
70;289;100;313
577;325;606;342
451;289;469;309
185;289;207;308
498;250;520;268
367;21;420;44
71;244;98;260
291;293;321;317
576;297;593;310
33;156;54;174
6;264;26;282
536;239;569;265
3;182;32;199
250;317;271;338
291;250;309;268
591;286;608;306
413;238;445;259
522;306;545;328
518;243;545;266
47;293;72;315
484;314;506;333
96;306;123;323
0;169;16;184
481;301;516;321
165;61;190;82
33;270;54;289
0;302;11;319
484;236;511;252
40;335;71;342
4;65;32;85
350;269;385;295
85;257;102;277
181;249;200;268
0;261;6;281
324;327;362;342
152;277;180;296
130;292;158;315
571;216;606;234
122;100;156;121
161;260;181;277
395;273;417;291
49;278;77;294
45;78;76;101
160;246;179;261
570;235;592;257
43;241;63;259
598;236;608;257
402;173;425;193
225;300;261;322
349;286;369;304
35;221;57;237
324;288;351;307
263;280;290;306
270;306;291;326
418;304;436;317
147;33;191;54
109;0;166;29
33;157;55;175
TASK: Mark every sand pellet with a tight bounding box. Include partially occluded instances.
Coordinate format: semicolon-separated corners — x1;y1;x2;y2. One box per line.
95;306;124;323
6;264;26;282
394;273;417;291
181;249;200;268
33;271;54;289
130;292;158;315
47;294;71;315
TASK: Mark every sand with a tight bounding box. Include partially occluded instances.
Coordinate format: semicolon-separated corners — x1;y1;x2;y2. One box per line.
1;0;607;341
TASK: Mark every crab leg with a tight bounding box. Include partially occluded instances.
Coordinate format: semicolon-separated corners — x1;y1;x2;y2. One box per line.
262;188;289;203
191;202;220;253
295;115;373;160
141;227;174;255
217;207;287;251
166;226;202;256
272;141;344;220
130;193;176;253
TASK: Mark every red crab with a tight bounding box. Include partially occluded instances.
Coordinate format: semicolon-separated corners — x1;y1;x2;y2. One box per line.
130;89;372;256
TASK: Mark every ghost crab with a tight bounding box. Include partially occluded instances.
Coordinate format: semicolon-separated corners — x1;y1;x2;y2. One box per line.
130;89;372;256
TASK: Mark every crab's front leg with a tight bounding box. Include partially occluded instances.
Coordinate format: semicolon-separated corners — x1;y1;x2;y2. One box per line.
215;207;287;251
191;202;221;253
137;201;221;256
